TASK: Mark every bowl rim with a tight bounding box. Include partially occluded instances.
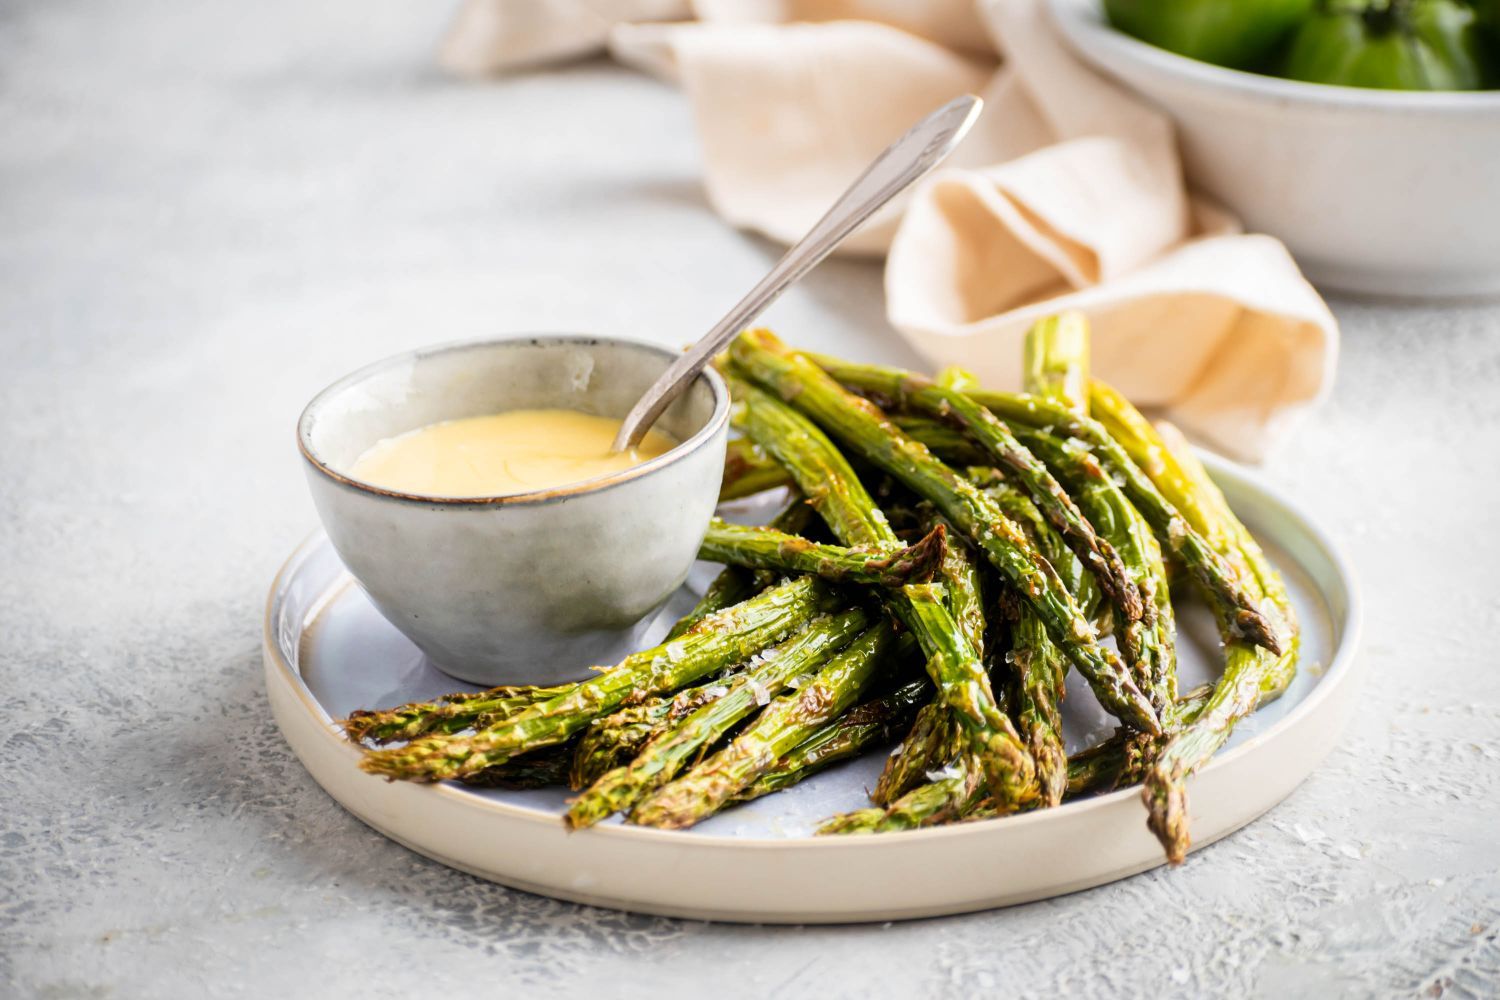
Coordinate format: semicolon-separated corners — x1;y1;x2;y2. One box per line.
1047;0;1500;115
297;333;731;507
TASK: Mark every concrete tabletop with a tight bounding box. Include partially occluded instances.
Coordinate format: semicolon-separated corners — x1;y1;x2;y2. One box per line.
3;2;1497;997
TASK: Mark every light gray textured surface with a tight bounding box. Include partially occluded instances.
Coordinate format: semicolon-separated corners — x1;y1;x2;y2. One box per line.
1;2;1497;997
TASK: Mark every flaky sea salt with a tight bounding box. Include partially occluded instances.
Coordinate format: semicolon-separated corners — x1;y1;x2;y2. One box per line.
1168;517;1189;546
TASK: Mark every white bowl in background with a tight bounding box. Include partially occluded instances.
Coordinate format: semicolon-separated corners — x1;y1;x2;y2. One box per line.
1048;0;1500;300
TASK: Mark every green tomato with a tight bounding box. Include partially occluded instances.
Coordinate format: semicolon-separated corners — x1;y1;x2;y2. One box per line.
1104;0;1316;69
1280;0;1486;89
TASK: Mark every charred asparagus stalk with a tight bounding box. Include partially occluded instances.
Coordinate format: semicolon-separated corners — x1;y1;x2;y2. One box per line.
1022;311;1090;413
730;367;1038;809
566;607;871;829
807;352;1144;627
569;699;676;790
1016;430;1177;707
871;513;982;806
729;377;891;548
1130;419;1300;864
1018;316;1178;711
359;576;842;782
872;700;955;806
342;683;573;746
931;518;987;656
460;743;574;789
631;621;898;829
820;754;985;834
885;584;1038;807
892;414;985;466
960;384;1284;655
731;329;1159;735
699;518;946;589
665;498;816;642
734;678;931;801
568;677;747;790
1064;685;1214;799
979;482;1076;807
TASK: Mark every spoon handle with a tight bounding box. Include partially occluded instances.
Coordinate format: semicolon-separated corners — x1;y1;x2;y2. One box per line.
613;94;984;452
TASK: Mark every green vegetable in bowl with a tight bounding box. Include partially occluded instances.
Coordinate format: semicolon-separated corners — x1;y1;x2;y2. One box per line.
1104;0;1315;69
1477;0;1500;27
1281;0;1488;89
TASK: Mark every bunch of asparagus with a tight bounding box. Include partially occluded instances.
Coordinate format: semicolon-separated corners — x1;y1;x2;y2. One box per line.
346;316;1297;864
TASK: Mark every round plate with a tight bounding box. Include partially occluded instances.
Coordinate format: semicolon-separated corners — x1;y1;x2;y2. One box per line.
265;454;1362;923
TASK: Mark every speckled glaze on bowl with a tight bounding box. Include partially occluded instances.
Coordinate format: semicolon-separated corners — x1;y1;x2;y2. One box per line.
1048;0;1500;299
297;335;730;687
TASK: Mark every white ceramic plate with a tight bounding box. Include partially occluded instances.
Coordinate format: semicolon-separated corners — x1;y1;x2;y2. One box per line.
265;454;1361;923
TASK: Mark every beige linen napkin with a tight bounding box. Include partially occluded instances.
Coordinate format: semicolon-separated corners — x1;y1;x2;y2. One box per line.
440;0;691;75
439;0;1338;461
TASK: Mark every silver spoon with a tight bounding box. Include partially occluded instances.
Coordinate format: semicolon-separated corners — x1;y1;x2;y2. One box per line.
612;93;983;452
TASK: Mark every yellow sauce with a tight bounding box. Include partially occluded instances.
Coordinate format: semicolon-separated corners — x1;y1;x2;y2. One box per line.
348;409;677;497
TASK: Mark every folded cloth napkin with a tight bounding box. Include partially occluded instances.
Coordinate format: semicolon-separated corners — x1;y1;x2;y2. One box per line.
439;0;1338;461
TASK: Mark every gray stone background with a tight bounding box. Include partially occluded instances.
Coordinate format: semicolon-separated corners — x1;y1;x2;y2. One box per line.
2;2;1497;997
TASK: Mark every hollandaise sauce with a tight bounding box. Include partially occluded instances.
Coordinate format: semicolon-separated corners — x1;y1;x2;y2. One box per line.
348;409;677;497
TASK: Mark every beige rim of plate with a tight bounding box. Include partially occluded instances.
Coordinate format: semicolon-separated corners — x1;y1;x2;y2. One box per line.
265;454;1362;923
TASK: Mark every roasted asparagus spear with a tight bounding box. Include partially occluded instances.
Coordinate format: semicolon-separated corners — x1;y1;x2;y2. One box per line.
731;369;1038;809
566;607;871;828
360;576;841;782
731;329;1159;735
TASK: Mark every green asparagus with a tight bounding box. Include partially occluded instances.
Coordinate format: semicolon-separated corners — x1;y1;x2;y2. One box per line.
1133;419;1300;864
1022;311;1090;414
631;621;898;829
730;363;1038;808
963;384;1284;655
728;375;891;548
1013;316;1177;707
732;329;1159;735
460;744;574;790
1064;686;1213;799
980;482;1075;807
360;576;841;782
735;678;932;802
872;700;955;806
871;513;982;806
342;682;573;746
342;318;1306;856
819;754;985;834
568;678;740;790
665;498;816;642
808;352;1144;627
566;607;871;828
698;517;946;589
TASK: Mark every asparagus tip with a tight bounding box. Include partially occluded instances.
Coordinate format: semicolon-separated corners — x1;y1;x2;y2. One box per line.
1143;769;1190;865
815;809;883;835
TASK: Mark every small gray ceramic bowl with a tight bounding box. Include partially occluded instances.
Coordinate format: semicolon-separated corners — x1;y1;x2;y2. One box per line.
298;334;730;687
